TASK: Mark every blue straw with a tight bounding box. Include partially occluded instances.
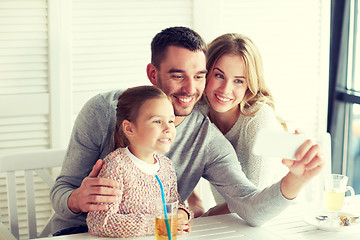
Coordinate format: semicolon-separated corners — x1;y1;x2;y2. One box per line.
155;175;172;240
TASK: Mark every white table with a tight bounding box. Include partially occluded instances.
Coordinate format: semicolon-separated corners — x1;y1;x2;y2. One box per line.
263;195;360;240
39;196;360;240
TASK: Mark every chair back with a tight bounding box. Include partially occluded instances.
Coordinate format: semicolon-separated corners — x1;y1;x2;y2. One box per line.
0;149;66;239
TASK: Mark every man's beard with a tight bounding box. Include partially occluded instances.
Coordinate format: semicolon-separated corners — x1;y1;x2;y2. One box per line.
156;74;200;116
173;105;192;117
172;94;199;116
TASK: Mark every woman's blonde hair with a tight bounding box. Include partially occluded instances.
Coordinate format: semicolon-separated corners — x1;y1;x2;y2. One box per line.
206;33;287;129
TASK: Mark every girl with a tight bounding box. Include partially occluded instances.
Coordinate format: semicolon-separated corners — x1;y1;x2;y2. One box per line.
86;86;190;238
198;33;288;214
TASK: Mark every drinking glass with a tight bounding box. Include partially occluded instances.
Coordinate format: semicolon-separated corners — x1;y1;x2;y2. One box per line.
155;200;178;240
323;174;355;226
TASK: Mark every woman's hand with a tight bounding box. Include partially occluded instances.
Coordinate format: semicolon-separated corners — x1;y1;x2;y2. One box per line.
281;129;325;199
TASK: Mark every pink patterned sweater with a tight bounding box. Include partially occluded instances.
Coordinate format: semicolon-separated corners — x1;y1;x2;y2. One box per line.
86;148;181;238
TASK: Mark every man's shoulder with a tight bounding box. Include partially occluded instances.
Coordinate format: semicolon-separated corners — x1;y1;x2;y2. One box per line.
83;90;123;111
194;98;209;115
190;110;238;160
75;90;124;126
95;90;124;104
184;110;229;141
182;109;211;130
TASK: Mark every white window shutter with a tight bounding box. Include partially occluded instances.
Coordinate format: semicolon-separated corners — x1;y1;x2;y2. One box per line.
71;0;193;117
0;0;50;154
1;1;193;238
0;1;54;239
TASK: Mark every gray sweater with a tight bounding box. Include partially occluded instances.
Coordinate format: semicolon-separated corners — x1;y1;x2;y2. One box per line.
197;101;288;204
50;90;291;234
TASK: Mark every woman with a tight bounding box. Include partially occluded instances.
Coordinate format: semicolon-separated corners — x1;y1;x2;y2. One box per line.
197;33;288;213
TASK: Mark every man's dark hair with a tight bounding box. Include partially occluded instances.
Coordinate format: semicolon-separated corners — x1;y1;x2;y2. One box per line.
151;26;207;68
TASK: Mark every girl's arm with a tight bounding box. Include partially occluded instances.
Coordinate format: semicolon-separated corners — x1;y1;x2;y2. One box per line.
87;205;155;238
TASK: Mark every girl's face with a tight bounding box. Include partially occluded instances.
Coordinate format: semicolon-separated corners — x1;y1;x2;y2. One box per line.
206;54;248;113
129;97;176;158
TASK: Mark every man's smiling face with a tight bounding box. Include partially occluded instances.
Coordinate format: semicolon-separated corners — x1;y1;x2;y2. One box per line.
155;46;207;116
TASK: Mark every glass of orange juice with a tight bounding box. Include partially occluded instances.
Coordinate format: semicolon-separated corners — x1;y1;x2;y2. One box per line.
155;200;178;240
323;174;355;226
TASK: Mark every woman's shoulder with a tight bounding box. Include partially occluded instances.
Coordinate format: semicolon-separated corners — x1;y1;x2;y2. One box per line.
240;103;277;125
235;102;280;135
246;102;275;116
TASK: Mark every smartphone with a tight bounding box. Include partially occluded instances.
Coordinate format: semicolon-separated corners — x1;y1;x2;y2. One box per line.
252;129;306;160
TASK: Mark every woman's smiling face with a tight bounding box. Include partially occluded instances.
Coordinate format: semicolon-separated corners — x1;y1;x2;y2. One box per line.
206;54;248;113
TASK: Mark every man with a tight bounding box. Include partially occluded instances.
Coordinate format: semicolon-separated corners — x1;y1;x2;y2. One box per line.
50;26;324;235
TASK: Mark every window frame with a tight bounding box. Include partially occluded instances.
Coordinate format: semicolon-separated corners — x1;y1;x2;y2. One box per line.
328;0;360;178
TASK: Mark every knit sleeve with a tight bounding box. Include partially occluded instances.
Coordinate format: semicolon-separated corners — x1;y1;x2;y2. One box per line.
86;151;155;238
242;104;286;188
87;207;155;238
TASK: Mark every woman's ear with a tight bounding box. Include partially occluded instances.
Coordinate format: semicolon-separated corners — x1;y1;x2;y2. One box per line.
146;63;158;86
122;120;134;137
